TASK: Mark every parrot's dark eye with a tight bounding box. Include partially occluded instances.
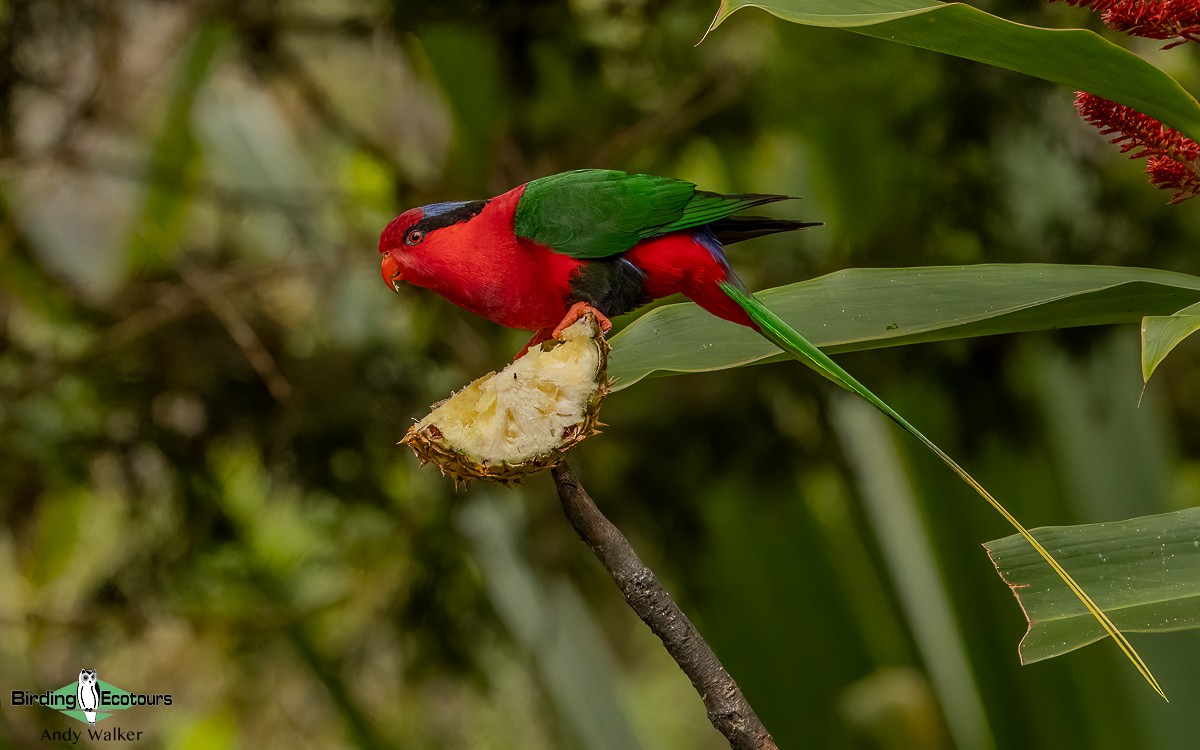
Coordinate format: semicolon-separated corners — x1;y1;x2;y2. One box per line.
406;230;424;245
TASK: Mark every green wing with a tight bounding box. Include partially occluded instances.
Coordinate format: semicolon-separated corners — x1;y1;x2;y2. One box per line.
513;169;788;259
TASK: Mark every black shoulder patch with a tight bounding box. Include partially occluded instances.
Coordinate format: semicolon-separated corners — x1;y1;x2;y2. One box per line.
568;258;649;318
414;200;489;234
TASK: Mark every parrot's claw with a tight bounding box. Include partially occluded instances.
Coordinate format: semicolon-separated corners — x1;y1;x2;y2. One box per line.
552;302;612;340
514;305;611;360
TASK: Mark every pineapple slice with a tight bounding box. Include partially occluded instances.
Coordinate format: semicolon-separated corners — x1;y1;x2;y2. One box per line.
402;315;609;484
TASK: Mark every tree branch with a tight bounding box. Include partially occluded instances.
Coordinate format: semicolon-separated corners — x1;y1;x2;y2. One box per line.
550;462;778;750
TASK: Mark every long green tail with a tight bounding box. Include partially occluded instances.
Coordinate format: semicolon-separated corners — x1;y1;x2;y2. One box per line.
719;281;1165;700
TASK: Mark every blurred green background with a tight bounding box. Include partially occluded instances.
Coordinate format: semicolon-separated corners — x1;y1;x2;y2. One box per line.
2;0;1199;748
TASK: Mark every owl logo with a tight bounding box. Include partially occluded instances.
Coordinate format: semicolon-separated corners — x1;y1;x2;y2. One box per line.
76;669;99;725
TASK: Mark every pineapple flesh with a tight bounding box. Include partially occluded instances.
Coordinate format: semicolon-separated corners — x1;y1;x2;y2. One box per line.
402;315;609;484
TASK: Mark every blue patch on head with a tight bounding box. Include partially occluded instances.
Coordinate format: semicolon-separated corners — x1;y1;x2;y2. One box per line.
421;201;475;218
410;199;490;235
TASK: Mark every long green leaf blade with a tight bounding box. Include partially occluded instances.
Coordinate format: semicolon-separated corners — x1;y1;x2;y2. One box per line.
721;282;1165;698
608;264;1200;390
985;508;1200;664
705;0;1200;141
1141;302;1200;383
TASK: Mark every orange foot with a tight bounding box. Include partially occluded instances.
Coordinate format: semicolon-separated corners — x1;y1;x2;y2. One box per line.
552;302;612;340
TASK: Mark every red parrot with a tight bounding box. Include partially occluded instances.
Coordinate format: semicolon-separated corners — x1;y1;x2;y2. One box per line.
378;168;1157;693
378;169;815;353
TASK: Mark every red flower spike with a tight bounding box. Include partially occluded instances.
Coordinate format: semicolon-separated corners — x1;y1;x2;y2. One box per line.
1148;156;1200;202
1054;0;1200;47
1075;92;1200;202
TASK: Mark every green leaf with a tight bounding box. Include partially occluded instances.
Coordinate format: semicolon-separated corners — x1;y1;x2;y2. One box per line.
608;264;1200;390
1141;301;1200;383
984;507;1200;664
705;0;1200;141
721;280;1164;695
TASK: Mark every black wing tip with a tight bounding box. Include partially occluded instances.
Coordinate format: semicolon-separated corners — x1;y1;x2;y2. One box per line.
710;216;821;245
695;189;800;204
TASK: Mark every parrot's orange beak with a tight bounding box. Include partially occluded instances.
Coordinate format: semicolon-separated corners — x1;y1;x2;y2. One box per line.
381;253;403;293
